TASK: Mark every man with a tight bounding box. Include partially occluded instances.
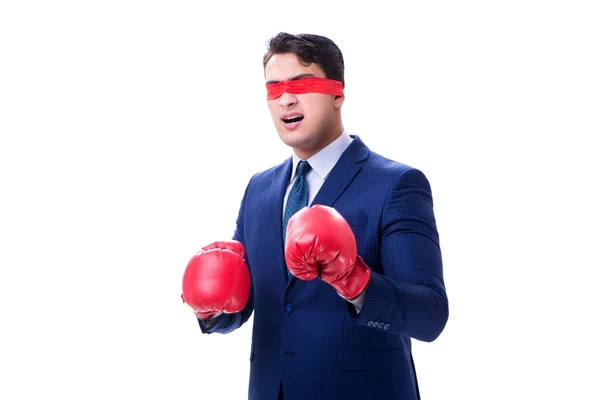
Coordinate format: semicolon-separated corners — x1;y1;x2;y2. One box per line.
181;32;449;400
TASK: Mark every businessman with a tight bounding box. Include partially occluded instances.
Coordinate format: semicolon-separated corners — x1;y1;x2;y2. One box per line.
181;32;449;400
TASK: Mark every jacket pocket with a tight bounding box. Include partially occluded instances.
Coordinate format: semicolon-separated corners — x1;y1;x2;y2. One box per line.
338;349;400;371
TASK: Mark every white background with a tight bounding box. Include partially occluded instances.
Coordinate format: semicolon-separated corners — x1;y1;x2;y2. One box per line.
1;1;599;399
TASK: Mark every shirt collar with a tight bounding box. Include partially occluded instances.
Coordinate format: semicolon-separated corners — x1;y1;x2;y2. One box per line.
290;130;354;181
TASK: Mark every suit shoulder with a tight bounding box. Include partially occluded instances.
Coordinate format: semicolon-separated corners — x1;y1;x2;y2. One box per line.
246;159;288;187
367;151;420;176
364;151;433;192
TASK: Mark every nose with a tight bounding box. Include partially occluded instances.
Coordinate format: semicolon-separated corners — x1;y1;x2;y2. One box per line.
278;92;297;108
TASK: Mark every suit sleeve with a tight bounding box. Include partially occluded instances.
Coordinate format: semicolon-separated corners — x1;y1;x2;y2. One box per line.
197;181;256;334
353;168;449;342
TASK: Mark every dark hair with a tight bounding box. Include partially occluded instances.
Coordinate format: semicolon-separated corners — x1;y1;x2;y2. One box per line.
263;32;345;87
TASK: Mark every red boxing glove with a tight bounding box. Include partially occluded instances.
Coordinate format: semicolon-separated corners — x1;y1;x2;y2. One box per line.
284;205;371;299
181;240;251;319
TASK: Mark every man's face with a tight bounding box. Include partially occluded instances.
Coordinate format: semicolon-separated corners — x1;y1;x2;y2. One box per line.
264;53;344;159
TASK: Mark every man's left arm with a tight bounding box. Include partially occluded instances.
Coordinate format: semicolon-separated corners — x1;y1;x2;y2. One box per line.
353;168;449;342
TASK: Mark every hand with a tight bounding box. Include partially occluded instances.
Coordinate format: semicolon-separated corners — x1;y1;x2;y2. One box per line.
181;240;251;319
284;205;371;299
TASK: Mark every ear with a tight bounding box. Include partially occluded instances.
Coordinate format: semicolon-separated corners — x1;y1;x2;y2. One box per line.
333;95;345;109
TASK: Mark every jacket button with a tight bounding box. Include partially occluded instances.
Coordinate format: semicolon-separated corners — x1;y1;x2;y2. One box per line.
284;304;294;314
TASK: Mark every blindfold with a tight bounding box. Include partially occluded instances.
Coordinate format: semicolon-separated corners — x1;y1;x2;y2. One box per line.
266;77;344;100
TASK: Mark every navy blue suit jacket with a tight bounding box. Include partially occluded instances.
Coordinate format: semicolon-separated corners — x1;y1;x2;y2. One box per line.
200;136;448;400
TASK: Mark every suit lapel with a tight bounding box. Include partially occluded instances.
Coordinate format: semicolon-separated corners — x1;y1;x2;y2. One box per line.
269;157;293;282
311;135;369;207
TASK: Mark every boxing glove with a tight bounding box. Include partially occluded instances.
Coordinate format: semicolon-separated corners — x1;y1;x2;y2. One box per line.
284;205;371;300
181;240;251;319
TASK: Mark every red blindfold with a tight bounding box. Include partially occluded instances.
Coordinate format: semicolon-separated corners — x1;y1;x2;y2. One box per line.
266;77;344;100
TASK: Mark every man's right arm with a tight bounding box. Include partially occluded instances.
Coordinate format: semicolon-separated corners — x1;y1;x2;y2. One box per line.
195;182;255;335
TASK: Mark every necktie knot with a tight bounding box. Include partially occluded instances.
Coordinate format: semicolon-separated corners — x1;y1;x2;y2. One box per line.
296;160;310;178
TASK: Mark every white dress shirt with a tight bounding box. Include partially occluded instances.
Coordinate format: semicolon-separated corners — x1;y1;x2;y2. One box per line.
283;130;366;313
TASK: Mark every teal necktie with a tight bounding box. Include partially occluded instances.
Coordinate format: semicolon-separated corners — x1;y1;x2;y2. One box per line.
282;160;311;242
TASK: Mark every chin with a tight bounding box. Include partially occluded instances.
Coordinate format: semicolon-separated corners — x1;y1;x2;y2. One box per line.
278;129;304;146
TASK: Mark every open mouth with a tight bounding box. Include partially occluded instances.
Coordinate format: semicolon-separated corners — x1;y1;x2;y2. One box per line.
282;115;304;124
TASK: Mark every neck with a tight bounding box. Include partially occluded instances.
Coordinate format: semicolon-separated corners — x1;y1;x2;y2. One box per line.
293;126;344;160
